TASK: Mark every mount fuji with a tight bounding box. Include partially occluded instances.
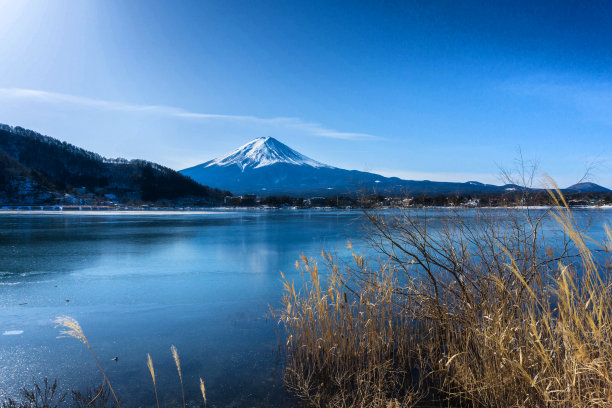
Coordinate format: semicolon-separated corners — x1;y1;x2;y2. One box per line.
180;137;517;197
199;137;331;171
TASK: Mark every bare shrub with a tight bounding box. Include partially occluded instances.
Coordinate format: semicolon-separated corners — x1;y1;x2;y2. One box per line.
1;379;66;408
280;186;612;407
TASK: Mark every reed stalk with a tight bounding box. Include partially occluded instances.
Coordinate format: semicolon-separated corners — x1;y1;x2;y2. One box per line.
146;353;160;408
55;316;121;408
171;345;186;408
199;377;207;408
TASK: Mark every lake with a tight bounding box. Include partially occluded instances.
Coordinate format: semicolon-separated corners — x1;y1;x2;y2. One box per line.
1;208;610;407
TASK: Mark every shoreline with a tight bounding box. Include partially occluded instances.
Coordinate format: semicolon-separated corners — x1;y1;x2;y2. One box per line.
0;204;611;215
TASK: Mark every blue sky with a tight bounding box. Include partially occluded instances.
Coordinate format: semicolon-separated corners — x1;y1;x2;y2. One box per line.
0;0;611;187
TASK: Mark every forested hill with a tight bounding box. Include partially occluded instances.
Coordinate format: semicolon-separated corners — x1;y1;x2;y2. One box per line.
0;124;230;205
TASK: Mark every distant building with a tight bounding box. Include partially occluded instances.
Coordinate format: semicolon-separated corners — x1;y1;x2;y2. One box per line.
228;196;242;206
307;197;327;207
62;194;79;204
466;199;479;207
336;197;353;207
241;194;257;206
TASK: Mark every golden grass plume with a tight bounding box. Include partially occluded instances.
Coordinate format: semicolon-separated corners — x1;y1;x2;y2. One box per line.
199;377;207;407
55;316;121;408
171;345;186;408
147;353;160;408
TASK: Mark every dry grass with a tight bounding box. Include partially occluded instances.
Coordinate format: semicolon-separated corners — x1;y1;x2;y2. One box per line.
171;345;186;408
55;318;208;407
278;252;424;407
199;377;206;408
146;353;160;408
55;316;121;408
279;186;612;407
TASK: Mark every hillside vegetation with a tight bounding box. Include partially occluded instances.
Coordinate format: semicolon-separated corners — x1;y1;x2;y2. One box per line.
0;124;229;205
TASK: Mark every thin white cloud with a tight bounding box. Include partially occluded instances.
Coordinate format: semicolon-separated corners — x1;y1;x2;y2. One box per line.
0;87;379;140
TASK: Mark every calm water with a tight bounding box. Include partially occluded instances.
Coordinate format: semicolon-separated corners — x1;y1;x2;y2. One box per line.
0;209;610;407
0;210;369;407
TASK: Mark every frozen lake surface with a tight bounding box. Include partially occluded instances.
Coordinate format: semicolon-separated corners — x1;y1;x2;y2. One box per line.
0;208;610;407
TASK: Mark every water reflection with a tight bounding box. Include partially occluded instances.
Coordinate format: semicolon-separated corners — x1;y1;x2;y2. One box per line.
0;210;364;407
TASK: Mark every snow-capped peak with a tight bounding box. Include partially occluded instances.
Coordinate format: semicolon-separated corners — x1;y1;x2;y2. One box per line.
204;137;332;170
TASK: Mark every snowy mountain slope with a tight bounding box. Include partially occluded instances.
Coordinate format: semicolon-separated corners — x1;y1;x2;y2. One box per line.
180;137;516;197
202;137;332;170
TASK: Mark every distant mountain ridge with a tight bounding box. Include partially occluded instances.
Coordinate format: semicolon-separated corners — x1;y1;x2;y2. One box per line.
181;137;535;196
1;126;608;204
566;182;612;193
0;124;229;205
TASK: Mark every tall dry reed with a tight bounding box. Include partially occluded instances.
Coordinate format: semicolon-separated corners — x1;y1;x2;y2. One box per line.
171;345;186;408
147;353;160;408
55;316;121;408
199;377;207;408
55;316;208;408
279;186;612;407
